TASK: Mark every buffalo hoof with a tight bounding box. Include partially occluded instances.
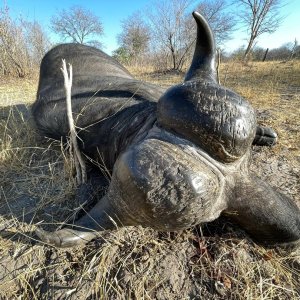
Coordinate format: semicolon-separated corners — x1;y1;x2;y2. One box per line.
35;227;98;248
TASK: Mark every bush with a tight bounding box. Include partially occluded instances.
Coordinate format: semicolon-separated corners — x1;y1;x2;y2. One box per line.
0;6;51;77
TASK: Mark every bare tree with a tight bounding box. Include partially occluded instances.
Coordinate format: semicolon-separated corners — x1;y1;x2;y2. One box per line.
0;6;28;76
146;0;234;71
23;20;51;66
118;12;151;64
233;0;285;59
50;6;103;46
0;5;50;77
147;0;192;70
289;38;298;60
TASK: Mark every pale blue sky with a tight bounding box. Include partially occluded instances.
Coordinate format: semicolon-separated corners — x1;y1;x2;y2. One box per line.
3;0;300;54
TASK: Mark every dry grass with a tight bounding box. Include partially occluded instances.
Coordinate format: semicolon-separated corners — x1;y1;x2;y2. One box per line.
0;60;299;299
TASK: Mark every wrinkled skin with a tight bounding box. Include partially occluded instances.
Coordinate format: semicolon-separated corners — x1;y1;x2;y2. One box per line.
32;12;299;248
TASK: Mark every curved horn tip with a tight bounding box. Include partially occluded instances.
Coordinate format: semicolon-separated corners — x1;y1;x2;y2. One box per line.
192;11;203;20
184;11;216;82
192;11;211;27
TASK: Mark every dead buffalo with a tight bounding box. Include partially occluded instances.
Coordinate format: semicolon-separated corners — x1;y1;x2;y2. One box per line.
32;12;299;248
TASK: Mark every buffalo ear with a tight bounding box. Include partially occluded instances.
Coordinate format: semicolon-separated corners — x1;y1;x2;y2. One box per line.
184;11;217;83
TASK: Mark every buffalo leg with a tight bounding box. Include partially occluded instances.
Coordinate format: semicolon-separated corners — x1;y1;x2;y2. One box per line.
225;175;300;246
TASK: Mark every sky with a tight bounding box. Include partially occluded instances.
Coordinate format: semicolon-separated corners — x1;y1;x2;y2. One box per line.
3;0;300;55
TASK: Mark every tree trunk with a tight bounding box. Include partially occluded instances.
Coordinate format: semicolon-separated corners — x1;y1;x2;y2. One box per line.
243;36;255;60
171;48;176;70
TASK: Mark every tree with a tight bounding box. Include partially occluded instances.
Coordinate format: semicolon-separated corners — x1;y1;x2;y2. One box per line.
50;6;103;46
289;38;298;60
23;21;51;65
112;47;131;65
0;5;29;76
147;0;193;70
233;0;285;59
146;0;235;71
0;5;50;77
117;12;151;64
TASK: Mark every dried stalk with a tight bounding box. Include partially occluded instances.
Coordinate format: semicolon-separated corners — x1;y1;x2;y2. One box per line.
61;59;87;184
216;48;221;85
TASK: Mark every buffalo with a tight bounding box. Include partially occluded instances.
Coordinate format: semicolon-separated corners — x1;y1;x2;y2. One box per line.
32;12;299;248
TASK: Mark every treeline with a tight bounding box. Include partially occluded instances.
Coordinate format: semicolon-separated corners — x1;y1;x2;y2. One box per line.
229;42;300;62
0;1;298;78
111;0;297;68
113;39;300;70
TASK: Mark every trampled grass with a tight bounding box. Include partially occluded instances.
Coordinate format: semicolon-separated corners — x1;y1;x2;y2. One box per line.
0;60;299;299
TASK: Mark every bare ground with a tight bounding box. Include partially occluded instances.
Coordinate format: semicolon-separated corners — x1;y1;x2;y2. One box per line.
0;61;299;299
